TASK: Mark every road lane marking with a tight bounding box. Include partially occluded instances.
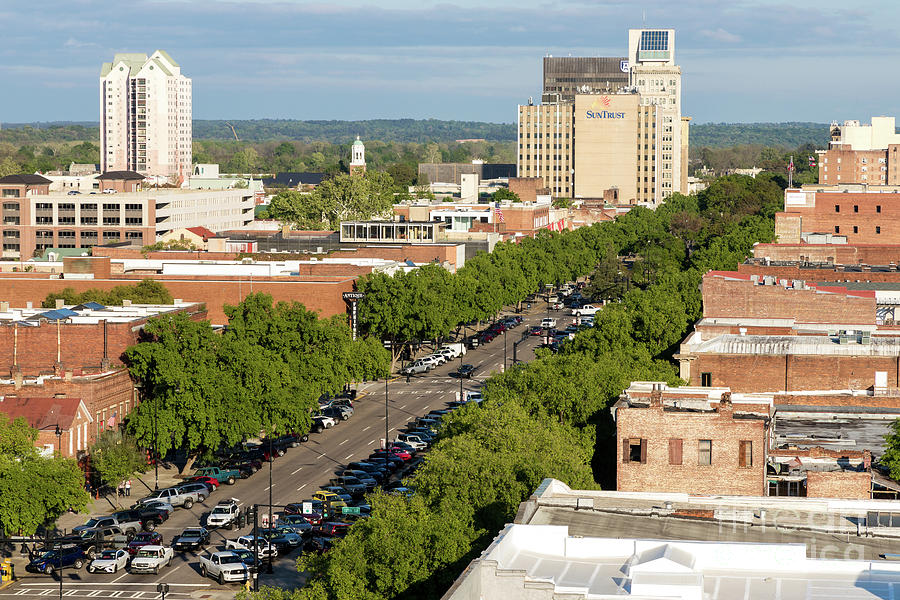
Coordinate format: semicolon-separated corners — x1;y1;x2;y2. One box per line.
362;426;370;432
369;439;375;445
291;466;303;475
316;454;323;460
345;454;354;460
339;439;348;446
399;403;407;409
111;572;129;583
297;483;307;491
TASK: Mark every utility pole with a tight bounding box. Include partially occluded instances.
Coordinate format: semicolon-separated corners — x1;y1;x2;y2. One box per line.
252;504;259;591
384;376;389;449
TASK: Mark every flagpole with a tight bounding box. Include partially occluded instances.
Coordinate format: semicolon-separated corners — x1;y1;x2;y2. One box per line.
789;155;793;188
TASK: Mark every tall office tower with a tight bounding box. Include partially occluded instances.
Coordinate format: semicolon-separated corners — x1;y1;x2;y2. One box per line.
627;29;685;202
100;50;192;180
542;56;630;102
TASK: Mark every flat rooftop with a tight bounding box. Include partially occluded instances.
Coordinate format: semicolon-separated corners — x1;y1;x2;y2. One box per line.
0;301;197;324
683;332;900;356
454;522;900;599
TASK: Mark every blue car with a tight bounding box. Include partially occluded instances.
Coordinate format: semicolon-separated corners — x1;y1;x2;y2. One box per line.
27;546;86;574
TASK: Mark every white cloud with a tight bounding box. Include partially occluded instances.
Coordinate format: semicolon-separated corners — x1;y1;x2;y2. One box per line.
699;28;741;43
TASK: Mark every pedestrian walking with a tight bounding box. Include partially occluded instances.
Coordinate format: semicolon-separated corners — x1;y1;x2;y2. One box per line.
117;481;125;497
125;479;132;497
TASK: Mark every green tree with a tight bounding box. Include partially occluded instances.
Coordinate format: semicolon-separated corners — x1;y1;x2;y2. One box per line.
882;420;900;481
0;413;89;535
491;188;520;203
89;430;148;506
42;279;173;308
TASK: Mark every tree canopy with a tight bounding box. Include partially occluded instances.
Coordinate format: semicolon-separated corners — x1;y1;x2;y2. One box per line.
0;413;89;535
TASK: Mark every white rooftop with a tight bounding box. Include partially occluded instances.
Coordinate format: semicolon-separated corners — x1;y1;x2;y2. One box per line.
471;523;900;599
0;302;196;325
683;332;900;356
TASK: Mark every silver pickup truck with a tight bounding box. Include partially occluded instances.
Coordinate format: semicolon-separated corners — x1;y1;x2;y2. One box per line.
136;486;202;509
198;551;250;585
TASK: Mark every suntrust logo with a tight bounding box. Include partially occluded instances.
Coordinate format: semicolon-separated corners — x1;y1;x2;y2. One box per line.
586;96;625;119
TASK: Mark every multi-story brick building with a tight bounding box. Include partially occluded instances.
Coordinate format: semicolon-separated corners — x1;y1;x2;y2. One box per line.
614;386;768;496
817;117;900;186
0;396;93;458
100;51;191;180
0;178;255;259
615;382;889;499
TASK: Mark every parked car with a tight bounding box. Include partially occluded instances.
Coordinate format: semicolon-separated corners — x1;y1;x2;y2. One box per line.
314;522;351;538
401;359;430;375
187;475;220;490
199;551;250;585
540;317;557;328
465;391;484;403
279;514;314;536
172;527;210;552
27;546;85;574
315;488;352;505
321;404;352;421
451;363;479;378
192;466;242;485
132;499;174;516
259;526;303;551
225;536;277;560
440;342;467;358
129;545;174;574
87;549;129;573
126;531;163;556
333;474;375;493
66;190;81;195
176;481;212;501
419;354;443;368
311;415;337;433
136;486;201;509
207;498;241;529
395;433;427;450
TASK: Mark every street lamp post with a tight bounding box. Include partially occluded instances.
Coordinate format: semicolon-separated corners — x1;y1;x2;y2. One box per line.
267;430;273;575
54;424;61;456
458;350;464;402
384;376;389;449
57;541;63;600
153;401;159;490
503;328;508;372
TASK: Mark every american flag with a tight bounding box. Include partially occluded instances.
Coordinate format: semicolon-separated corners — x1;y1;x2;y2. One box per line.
494;208;504;223
808;156;816;167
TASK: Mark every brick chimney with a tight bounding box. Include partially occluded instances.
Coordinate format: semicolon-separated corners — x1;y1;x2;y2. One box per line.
718;392;733;415
649;383;663;408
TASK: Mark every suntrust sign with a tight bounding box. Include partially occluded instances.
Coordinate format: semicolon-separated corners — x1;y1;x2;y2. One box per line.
586;110;626;119
585;96;626;119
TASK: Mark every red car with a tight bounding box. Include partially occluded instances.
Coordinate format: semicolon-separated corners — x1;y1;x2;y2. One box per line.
387;447;412;461
127;531;163;555
187;475;220;490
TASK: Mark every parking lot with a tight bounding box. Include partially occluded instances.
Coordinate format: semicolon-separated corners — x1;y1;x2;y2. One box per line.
1;303;558;597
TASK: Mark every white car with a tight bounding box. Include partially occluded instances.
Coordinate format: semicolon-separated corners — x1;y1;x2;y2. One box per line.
572;304;600;317
465;391;484;403
225;536;277;560
540;318;557;328
207;498;241;529
421;354;444;367
129;545;174;574
395;433;427;450
199;551;250;585
435;348;456;361
88;549;129;574
312;415;336;432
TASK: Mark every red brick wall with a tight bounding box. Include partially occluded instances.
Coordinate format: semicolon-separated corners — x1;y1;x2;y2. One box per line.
782;191;900;244
702;272;875;324
752;243;900;265
616;403;766;495
806;471;871;499
0;306;206;377
689;353;900;392
819;149;888;186
0;369;136;446
0;275;355;324
739;263;900;283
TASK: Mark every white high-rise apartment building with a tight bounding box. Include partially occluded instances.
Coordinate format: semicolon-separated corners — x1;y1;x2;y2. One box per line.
628;29;683;200
100;50;192;180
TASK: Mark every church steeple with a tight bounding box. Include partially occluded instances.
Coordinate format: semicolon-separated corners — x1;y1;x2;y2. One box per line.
350;136;366;176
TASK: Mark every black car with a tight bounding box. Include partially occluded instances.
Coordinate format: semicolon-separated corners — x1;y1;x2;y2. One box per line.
329;476;367;496
452;363;478;378
339;472;378;491
172;527;210;551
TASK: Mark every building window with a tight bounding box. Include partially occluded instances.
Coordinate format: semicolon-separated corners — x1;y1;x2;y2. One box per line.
622;438;647;464
835;205;840;212
854;205;859;213
835;226;840;234
668;439;683;465
739;440;753;467
701;372;711;387
877;205;882;213
877;227;881;234
853;226;858;234
698;440;712;466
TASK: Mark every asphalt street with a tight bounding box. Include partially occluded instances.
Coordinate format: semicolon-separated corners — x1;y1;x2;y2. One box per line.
2;303;564;599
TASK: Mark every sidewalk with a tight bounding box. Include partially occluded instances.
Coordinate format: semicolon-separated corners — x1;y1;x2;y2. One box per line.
55;464;186;533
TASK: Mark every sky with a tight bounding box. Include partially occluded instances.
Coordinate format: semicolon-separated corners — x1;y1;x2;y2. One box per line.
2;0;900;124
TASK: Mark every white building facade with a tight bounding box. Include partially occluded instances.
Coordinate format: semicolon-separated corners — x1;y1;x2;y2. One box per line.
100;51;192;181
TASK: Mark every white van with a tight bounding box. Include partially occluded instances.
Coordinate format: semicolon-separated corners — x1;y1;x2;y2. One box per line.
440;343;467;358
